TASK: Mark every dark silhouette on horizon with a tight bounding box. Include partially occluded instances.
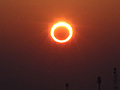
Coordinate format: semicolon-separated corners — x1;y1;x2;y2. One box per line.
114;68;118;90
65;83;69;90
97;77;101;90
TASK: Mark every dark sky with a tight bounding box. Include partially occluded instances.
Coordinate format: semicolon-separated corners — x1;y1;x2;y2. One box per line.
0;0;120;90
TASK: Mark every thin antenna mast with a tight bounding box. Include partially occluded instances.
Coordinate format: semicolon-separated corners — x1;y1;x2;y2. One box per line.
97;77;101;90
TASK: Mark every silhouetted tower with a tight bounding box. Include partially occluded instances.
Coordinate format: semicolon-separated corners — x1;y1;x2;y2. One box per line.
97;77;101;90
114;68;118;90
65;83;69;90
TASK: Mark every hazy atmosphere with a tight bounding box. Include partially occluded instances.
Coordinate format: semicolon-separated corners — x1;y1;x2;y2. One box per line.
1;0;120;90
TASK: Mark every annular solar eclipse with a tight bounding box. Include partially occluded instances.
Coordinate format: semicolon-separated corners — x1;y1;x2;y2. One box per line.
51;22;73;43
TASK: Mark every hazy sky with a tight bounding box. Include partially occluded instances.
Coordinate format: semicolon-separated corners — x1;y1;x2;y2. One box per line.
1;0;120;90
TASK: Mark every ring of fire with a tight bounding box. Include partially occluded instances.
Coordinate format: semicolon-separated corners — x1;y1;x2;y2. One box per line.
51;22;73;43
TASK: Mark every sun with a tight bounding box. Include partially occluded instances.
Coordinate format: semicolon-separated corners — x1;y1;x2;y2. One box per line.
51;22;73;43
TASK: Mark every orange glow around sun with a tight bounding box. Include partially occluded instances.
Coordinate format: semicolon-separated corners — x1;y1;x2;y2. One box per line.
51;22;73;43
